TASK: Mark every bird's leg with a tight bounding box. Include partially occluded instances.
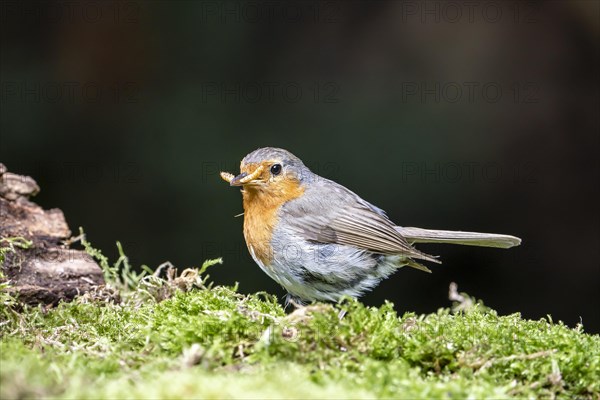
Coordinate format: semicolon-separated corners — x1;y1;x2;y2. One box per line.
284;293;305;310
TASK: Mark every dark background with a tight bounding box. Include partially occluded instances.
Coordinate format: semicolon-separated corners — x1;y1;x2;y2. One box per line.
1;1;598;332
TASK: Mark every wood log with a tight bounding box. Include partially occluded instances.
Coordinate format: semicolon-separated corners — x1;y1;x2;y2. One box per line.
0;163;104;306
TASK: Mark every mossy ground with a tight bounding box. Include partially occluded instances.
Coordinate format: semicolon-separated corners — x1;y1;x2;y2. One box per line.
1;235;599;399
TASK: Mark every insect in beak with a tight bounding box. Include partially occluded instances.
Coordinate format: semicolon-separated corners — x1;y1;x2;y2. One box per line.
221;165;265;187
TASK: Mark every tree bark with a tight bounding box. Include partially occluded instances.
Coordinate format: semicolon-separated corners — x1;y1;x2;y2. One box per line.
0;163;104;306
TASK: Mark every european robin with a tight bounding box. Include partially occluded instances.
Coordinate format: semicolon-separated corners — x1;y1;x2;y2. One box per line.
221;147;521;304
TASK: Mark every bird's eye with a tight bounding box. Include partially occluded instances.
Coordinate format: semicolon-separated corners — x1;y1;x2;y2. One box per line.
270;164;282;176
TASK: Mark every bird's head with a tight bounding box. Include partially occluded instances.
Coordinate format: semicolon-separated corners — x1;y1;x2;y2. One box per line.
221;147;310;201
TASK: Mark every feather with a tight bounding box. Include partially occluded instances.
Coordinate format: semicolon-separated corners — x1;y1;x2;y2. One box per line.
281;179;440;264
396;227;521;249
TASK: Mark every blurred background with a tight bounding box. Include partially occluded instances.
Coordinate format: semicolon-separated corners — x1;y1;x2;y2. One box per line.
1;1;598;331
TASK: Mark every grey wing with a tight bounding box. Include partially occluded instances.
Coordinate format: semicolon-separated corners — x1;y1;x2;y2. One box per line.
281;178;439;264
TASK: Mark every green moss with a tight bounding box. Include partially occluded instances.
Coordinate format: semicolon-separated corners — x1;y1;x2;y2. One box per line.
1;236;598;399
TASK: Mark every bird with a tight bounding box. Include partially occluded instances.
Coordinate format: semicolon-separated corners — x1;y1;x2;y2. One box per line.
220;147;521;305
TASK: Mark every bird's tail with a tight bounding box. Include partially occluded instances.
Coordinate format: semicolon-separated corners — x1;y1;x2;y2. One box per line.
396;227;521;249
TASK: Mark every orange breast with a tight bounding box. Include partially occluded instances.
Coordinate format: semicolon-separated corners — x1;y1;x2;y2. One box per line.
242;179;305;266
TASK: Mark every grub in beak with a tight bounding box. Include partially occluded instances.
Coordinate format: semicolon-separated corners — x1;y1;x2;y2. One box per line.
222;165;265;187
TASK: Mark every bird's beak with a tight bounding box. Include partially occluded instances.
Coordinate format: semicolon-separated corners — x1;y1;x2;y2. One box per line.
221;165;265;187
229;172;248;187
